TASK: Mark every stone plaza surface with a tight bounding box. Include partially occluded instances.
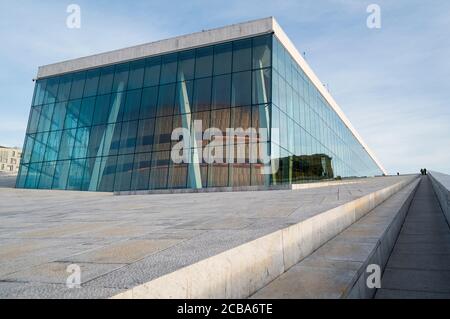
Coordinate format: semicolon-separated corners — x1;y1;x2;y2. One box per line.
0;175;414;298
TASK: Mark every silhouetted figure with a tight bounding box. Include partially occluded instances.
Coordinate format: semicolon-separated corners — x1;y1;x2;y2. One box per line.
424;168;427;175
420;169;424;175
397;172;400;176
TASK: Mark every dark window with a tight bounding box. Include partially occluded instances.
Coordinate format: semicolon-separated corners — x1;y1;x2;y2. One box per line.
193;77;212;112
233;39;252;72
213;43;232;75
112;63;129;92
123;89;142;121
83;69;100;97
97;66;115;95
128;59;145;90
70;71;86;100
178;50;195;81
252;35;272;69
140;86;158;119
232;71;251;106
195;47;213;78
157;83;175;117
92;94;111;125
144;57;161;87
160;53;178;84
56;74;73;102
212;74;231;109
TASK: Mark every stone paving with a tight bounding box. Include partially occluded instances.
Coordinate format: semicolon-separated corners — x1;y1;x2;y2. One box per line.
0;175;414;298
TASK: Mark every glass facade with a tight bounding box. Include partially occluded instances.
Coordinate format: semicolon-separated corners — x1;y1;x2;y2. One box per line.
270;36;383;184
17;33;383;192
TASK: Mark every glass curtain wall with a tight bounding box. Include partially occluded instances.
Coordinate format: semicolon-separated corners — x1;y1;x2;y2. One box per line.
17;34;272;191
16;33;383;192
270;36;383;184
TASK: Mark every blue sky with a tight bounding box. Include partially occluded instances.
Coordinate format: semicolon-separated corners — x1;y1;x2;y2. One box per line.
0;0;449;174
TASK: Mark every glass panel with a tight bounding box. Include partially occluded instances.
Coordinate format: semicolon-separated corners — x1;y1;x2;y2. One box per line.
144;57;161;87
174;80;193;114
252;35;271;69
208;163;229;187
229;162;250;186
153;116;172;151
135;118;155;153
66;159;86;190
78;96;95;127
101;122;122;156
231;106;252;144
111;92;126;123
112;63;129;92
87;125;105;158
149;151;169;189
43;130;62;162
210;108;230;143
43;77;59;104
131;152;151;190
187;148;208;188
193;77;211;112
52;160;70;190
128;59;145;90
157;83;175;116
72;126;89;159
97;156;117;192
38;161;55;189
119;120;138;154
191;111;210;147
213;43;232;75
178;50;195;81
123;89;142;121
25;162;42;188
231;71;251;107
160;53;178;84
58;129;76;160
21;135;35;164
212;74;231;110
69;71;86;100
37;103;54;132
114;154;134;191
83;69;100;97
16;164;29;188
56;74;72;102
31;132;49;162
168;163;187;188
92;94;111;125
33;79;47;106
140;86;158;119
252;68;271;105
195;47;213;78
97;66;115;95
64;99;81;129
27;106;41;134
232;39;252;72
